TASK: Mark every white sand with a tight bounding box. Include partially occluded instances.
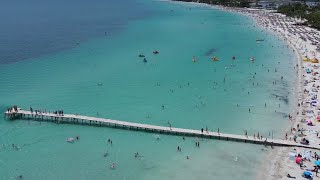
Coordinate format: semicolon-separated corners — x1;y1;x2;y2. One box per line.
221;7;320;179
175;1;320;178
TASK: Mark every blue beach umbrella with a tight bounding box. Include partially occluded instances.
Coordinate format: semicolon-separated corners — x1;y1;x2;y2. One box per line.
315;160;320;166
304;171;313;176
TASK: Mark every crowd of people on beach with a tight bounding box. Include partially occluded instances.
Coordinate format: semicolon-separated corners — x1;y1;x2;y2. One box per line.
6;5;320;179
220;7;320;179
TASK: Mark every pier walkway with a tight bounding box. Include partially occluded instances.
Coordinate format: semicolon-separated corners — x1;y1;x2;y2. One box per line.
4;109;320;150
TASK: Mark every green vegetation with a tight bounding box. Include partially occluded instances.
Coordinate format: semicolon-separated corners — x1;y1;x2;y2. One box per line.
173;0;253;8
277;3;320;29
174;0;320;29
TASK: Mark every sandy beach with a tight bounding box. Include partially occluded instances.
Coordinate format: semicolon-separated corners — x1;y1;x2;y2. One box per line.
2;1;319;178
177;1;320;177
165;1;320;178
223;7;320;179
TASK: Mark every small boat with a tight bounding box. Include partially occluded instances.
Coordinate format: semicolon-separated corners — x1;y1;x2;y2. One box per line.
143;58;147;63
250;57;255;62
232;56;236;60
153;50;159;54
138;54;145;58
66;138;75;143
211;56;219;61
256;39;264;42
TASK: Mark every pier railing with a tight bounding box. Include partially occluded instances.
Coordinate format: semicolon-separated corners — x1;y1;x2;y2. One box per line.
4;109;320;150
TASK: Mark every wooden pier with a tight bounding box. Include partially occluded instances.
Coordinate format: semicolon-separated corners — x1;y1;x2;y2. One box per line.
4;109;320;150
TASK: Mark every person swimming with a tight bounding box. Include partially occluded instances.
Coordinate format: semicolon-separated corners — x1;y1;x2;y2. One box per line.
103;152;109;157
143;58;147;63
192;56;197;62
154;135;160;140
134;152;139;158
138;54;145;58
110;163;116;169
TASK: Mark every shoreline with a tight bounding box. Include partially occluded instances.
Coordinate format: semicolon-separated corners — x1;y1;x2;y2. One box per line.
169;1;320;178
216;6;320;179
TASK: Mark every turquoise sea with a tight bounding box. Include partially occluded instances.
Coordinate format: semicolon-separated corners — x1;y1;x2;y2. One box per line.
0;0;297;179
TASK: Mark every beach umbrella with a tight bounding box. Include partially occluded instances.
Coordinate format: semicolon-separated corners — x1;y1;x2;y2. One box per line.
296;156;302;164
317;116;320;120
303;171;313;177
311;58;319;63
315;160;320;166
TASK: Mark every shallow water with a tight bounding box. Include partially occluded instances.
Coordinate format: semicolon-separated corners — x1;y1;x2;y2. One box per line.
0;1;296;179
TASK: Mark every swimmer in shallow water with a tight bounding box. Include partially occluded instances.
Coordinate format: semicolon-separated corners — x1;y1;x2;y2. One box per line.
103;152;109;157
110;163;116;169
135;152;139;158
143;58;147;63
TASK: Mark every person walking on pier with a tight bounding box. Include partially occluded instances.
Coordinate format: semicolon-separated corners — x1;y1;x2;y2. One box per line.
201;128;203;133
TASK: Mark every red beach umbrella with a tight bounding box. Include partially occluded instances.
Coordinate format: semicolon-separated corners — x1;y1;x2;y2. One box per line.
296;156;302;164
